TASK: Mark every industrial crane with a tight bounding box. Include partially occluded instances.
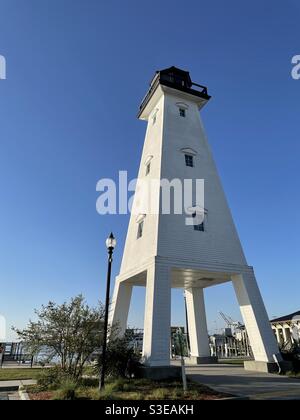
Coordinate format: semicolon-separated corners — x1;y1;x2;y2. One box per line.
219;312;243;332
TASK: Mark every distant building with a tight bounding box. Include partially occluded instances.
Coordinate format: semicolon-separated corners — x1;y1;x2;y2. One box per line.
210;326;252;359
127;312;300;360
271;311;300;348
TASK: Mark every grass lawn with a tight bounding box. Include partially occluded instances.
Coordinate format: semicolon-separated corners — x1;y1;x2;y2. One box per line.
0;368;43;381
27;377;233;400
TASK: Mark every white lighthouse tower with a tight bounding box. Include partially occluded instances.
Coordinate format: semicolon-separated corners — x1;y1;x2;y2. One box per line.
109;67;281;374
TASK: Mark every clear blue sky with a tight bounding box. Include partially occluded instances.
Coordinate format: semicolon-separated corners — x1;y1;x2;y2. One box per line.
0;0;299;340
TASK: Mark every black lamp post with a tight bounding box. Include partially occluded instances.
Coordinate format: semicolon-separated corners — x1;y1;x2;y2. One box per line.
99;232;116;390
183;291;190;355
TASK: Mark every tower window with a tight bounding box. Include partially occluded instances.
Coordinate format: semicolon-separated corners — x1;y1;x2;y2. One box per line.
194;223;204;231
185;154;194;167
137;221;144;239
192;213;204;231
146;163;151;176
179;108;186;117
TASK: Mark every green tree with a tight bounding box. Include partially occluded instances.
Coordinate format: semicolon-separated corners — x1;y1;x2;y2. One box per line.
13;295;104;379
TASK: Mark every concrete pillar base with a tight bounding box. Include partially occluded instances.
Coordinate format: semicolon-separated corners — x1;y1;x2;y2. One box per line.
187;356;218;364
136;365;182;380
244;360;293;374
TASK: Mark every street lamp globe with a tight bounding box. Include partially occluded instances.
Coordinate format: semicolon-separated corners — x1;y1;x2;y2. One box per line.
106;232;116;250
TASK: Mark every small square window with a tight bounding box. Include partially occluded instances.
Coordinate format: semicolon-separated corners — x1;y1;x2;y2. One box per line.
194;223;204;231
192;212;204;231
152;114;157;125
185;154;194;167
137;221;144;239
179;108;186;117
146;163;151;176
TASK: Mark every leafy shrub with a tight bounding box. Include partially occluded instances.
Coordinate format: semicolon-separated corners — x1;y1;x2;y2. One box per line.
13;295;104;381
281;346;300;373
97;333;141;379
52;380;77;400
80;377;99;388
37;367;74;391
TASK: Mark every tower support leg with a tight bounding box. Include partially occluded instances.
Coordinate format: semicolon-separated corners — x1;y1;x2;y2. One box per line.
142;263;171;367
109;280;133;336
232;270;288;373
185;287;217;364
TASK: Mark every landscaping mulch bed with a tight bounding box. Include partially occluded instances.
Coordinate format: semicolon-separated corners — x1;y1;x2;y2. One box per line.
29;391;54;401
26;378;232;401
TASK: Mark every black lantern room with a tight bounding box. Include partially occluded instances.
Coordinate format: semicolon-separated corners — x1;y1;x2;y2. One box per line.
138;66;211;118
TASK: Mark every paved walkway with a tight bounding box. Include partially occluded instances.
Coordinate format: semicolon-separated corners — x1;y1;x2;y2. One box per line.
0;380;36;388
0;380;36;401
0;390;20;400
185;364;300;400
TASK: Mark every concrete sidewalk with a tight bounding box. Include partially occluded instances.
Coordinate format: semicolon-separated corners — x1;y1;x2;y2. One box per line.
0;390;20;401
0;380;36;401
0;379;36;388
0;389;20;401
185;363;300;400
